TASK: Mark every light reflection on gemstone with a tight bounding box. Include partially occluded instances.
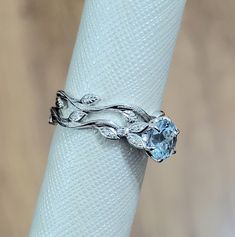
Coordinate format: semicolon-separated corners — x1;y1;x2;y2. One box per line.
141;116;178;161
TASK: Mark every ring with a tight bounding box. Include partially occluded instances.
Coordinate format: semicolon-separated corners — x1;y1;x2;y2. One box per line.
49;90;179;162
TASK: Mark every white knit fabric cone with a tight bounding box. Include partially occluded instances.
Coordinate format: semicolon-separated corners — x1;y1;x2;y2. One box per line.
29;1;186;236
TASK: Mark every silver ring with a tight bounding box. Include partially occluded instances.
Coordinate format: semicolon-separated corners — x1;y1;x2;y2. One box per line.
49;90;179;162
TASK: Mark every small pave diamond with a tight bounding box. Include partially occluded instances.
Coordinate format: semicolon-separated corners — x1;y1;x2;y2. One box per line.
142;116;178;161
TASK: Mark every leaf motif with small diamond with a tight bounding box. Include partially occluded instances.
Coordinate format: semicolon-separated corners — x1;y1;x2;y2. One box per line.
128;122;148;133
69;111;87;122
98;127;120;140
80;94;100;105
122;110;138;123
127;133;145;149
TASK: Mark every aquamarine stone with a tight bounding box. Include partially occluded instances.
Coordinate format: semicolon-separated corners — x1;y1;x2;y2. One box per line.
142;117;178;161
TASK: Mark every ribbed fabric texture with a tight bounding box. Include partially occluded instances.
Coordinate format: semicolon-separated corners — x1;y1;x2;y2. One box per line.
29;1;185;236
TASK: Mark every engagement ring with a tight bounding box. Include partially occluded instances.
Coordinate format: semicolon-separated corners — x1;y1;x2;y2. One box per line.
49;90;179;162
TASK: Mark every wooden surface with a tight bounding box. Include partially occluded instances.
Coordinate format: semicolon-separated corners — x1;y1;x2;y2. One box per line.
0;1;235;236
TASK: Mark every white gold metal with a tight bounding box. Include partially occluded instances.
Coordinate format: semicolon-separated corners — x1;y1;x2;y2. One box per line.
49;90;179;162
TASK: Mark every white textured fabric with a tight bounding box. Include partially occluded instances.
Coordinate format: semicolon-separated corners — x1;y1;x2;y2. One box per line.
29;1;185;236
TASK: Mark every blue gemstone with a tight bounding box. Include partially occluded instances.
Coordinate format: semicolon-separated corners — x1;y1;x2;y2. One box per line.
142;117;178;161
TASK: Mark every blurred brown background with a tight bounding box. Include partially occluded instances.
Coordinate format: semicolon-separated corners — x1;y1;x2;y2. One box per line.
0;1;235;237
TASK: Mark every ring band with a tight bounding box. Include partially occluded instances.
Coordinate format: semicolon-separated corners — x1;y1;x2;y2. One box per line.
49;90;179;162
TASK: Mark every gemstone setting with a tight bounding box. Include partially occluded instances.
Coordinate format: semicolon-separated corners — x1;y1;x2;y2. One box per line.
142;116;179;162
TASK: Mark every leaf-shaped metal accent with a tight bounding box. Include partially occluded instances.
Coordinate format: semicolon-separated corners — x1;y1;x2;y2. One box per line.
55;96;66;108
122;110;138;123
69;111;87;122
80;94;100;105
98;127;119;140
128;122;149;133
127;133;145;149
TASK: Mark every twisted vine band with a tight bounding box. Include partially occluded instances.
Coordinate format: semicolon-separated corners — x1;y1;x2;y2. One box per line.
49;90;179;162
